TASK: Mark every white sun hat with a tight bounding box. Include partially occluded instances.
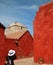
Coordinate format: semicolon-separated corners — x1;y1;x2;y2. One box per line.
8;50;15;56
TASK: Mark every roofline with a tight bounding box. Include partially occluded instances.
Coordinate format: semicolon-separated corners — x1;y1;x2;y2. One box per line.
6;25;27;29
17;31;33;41
5;31;33;41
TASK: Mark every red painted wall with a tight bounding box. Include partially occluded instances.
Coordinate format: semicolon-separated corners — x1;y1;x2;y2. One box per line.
0;26;33;65
33;2;53;63
5;31;33;59
17;31;33;58
0;28;5;65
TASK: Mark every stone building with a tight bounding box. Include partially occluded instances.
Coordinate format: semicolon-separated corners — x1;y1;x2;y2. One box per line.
5;22;27;35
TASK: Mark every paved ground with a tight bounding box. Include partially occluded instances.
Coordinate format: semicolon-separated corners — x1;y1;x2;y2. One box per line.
14;57;53;65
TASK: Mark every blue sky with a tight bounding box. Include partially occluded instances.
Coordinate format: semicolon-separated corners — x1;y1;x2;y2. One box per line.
0;0;51;34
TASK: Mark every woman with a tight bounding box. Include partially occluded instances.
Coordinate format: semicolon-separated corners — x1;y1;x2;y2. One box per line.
6;50;16;65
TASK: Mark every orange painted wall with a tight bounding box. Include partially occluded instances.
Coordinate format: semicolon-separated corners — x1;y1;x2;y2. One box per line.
33;2;53;63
